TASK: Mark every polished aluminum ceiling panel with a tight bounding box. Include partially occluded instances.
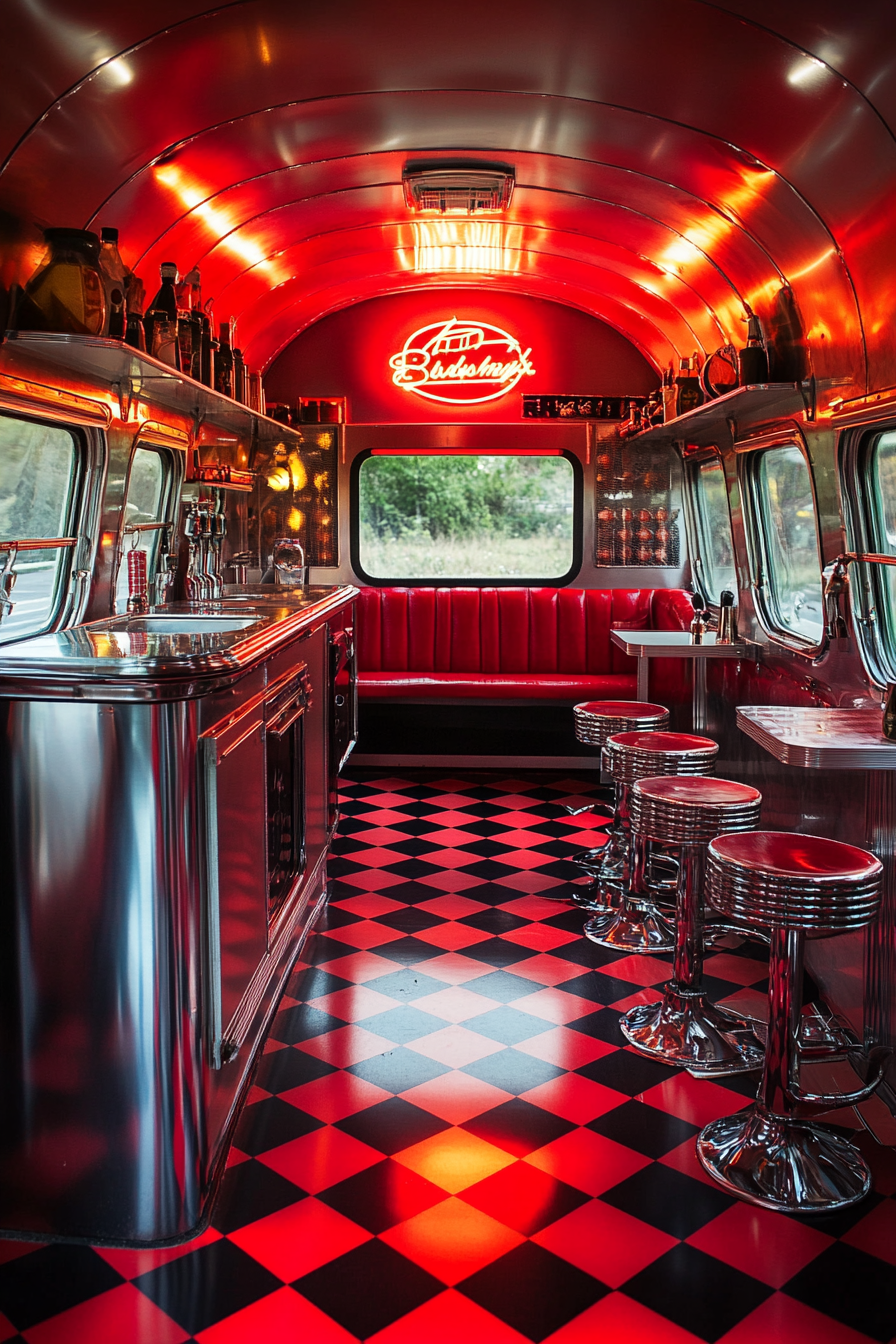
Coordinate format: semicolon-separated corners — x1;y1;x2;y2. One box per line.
0;0;893;399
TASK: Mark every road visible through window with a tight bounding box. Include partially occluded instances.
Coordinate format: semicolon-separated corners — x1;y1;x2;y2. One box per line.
357;453;576;580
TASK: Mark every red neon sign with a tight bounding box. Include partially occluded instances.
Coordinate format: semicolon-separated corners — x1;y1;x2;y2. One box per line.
388;317;535;405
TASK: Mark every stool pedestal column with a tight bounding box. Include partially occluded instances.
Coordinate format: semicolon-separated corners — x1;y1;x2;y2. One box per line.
622;844;764;1074
698;928;871;1210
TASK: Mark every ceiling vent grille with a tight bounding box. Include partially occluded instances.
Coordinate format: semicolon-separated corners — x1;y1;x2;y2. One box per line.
402;163;514;214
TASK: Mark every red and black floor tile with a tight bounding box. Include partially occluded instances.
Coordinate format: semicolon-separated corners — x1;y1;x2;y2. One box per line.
0;772;895;1342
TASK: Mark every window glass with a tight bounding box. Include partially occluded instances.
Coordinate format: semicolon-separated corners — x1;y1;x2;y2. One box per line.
356;453;576;580
861;428;896;678
689;456;736;602
115;447;168;612
753;444;823;643
0;416;78;644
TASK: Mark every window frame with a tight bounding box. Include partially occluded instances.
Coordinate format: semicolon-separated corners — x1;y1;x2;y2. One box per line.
0;410;101;644
350;448;583;586
838;419;896;688
739;432;825;655
682;447;737;608
113;441;179;613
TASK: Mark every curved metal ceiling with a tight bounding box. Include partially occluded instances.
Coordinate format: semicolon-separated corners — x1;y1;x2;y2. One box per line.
1;0;894;401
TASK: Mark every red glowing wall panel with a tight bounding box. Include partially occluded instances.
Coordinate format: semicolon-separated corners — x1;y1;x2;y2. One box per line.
264;290;656;423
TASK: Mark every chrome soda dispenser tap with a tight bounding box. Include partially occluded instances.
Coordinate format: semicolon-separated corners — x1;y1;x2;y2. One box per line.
184;503;206;600
209;495;226;599
183;495;227;601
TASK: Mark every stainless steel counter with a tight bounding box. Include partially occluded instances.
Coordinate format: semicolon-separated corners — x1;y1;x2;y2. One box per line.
0;586;356;1244
0;586;355;700
737;705;896;770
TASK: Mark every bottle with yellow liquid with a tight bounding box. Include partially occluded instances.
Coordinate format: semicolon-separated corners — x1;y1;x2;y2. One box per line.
17;228;106;335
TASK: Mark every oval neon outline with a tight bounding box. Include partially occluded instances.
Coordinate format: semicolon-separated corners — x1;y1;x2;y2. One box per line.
389;317;536;404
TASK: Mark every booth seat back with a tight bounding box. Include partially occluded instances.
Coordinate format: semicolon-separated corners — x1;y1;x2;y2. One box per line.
357;587;694;678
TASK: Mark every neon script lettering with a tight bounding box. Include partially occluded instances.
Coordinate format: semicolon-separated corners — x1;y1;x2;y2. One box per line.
389;318;536;404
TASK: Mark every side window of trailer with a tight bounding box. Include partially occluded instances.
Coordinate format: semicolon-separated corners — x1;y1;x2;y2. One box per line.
743;441;824;647
685;453;737;605
0;415;82;644
114;445;175;613
843;426;896;684
352;451;580;582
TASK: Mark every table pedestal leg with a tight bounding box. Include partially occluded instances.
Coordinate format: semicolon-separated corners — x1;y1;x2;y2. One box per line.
692;658;707;733
637;658;649;702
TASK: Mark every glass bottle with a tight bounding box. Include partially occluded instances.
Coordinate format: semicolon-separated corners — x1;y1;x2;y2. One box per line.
689;595;708;644
215;320;234;398
717;590;738;644
738;313;769;385
675;356;702;416
233;347;245;403
150;314;180;370
144;262;178;355
98;227;128;338
183;269;203;380
17;228;106;335
124;273;147;351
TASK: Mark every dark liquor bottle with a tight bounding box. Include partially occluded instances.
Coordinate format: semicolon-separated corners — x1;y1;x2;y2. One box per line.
675;357;702;416
198;309;212;385
233;347;245;403
124;273;147;351
215;320;234;398
738;313;769;385
144;262;178;355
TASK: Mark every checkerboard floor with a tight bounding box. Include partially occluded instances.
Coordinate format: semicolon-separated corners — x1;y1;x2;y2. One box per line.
1;772;895;1344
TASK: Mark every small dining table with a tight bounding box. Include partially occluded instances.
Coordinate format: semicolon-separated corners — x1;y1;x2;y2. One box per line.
609;628;753;732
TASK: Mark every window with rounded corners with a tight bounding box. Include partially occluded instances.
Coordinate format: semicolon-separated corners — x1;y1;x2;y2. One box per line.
741;439;824;649
114;444;176;613
839;422;896;686
350;449;582;584
0;413;85;645
683;451;737;606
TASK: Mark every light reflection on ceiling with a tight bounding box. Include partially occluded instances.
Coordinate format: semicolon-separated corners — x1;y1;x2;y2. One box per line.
0;0;894;401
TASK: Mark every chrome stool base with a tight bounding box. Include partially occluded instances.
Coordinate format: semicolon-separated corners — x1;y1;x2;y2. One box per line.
584;900;674;952
697;1106;872;1213
621;986;764;1075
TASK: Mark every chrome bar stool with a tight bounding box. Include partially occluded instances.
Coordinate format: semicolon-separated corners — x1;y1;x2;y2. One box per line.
697;831;889;1213
571;700;670;881
584;731;719;952
620;776;764;1075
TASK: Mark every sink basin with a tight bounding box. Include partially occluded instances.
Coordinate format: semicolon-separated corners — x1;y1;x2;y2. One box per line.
121;616;260;634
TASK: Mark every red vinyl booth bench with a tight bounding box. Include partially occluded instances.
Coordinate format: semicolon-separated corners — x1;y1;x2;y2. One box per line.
356;587;696;702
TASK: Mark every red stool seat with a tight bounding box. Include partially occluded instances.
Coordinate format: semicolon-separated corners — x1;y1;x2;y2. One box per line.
635;777;761;806
575;700;669;718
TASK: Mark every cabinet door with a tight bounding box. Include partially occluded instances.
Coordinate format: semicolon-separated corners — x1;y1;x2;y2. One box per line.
199;704;267;1067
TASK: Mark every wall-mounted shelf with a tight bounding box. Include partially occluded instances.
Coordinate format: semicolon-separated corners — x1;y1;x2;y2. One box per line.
0;330;297;446
627;383;809;450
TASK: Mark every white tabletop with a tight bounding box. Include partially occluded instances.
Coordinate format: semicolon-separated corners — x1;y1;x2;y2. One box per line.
610;629;752;659
737;705;896;770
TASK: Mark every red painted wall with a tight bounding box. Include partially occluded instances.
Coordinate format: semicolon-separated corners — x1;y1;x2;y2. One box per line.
265;289;657;423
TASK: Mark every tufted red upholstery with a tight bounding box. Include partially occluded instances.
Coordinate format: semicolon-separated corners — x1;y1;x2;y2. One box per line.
357;587;694;699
